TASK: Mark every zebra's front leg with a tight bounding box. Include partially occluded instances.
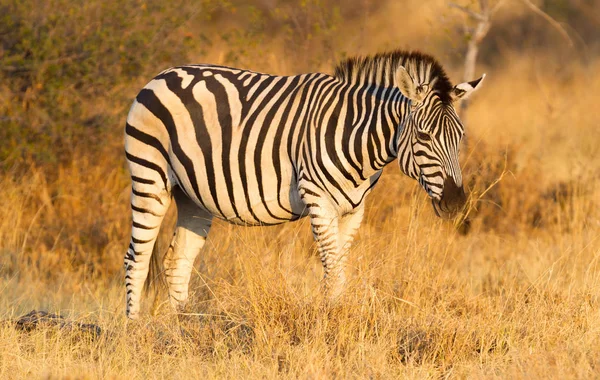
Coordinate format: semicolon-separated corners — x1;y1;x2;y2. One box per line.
305;200;357;300
326;204;365;298
309;209;344;299
338;203;365;261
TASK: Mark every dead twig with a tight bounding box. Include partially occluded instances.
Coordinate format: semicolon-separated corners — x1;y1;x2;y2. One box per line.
455;149;513;229
6;310;102;338
522;0;574;47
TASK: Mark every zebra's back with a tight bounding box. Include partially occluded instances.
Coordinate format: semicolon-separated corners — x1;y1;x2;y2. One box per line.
125;64;324;225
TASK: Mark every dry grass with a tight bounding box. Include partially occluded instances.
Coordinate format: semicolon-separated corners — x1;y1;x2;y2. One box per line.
1;1;600;378
2;60;600;379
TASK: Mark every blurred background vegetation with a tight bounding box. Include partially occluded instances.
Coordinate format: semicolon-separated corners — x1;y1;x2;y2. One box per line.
1;0;597;169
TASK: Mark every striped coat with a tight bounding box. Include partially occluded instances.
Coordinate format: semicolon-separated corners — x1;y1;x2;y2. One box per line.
124;50;484;319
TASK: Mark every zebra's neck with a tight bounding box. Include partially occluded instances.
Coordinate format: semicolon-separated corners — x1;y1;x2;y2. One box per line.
318;81;405;180
361;85;404;174
332;50;453;181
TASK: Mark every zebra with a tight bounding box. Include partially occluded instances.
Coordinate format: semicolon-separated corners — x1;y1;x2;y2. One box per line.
123;50;484;319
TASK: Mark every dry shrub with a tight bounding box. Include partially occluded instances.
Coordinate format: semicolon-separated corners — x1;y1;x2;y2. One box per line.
0;154;129;286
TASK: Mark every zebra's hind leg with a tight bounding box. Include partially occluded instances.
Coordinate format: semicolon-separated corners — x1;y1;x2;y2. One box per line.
125;180;172;320
163;187;212;313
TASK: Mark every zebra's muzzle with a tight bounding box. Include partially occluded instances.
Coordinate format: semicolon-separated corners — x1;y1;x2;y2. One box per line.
432;177;466;219
419;173;441;201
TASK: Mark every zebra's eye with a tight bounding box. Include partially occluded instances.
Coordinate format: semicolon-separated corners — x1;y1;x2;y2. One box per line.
417;131;432;141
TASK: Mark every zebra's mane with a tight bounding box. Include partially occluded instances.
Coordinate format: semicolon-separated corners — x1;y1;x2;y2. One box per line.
333;50;454;103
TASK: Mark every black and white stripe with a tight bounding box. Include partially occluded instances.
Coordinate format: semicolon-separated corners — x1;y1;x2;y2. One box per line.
123;50;485;319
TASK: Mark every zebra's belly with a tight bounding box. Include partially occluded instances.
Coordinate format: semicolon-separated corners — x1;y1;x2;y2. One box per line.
221;191;309;226
176;171;309;227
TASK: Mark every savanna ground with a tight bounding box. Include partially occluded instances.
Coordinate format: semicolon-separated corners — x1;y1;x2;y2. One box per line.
1;0;600;378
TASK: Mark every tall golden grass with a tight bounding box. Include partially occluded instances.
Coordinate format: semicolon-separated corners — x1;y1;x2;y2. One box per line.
1;0;600;378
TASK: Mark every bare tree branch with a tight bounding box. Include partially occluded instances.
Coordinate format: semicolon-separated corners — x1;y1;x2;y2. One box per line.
448;0;574;148
448;2;486;22
448;0;506;141
522;0;574;47
491;0;507;14
479;0;489;13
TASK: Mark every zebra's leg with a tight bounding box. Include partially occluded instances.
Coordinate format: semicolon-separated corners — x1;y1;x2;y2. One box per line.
125;182;172;320
163;187;212;312
338;203;365;264
303;198;347;299
307;200;366;300
321;205;365;299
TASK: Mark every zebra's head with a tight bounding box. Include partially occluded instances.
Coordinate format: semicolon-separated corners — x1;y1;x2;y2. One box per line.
395;66;485;219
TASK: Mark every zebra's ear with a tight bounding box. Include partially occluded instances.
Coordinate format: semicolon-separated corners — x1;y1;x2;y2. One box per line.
451;74;486;101
395;66;426;103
